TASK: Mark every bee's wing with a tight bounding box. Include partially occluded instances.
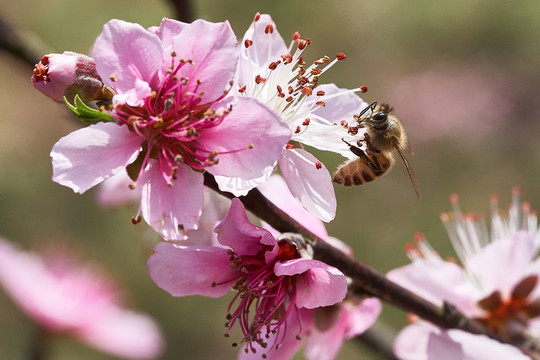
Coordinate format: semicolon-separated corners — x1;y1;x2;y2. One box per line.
394;142;420;199
358;102;377;121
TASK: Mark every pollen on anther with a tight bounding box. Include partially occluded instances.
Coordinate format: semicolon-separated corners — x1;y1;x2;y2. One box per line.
316;90;325;96
316;101;326;107
254;12;261;21
336;53;346;60
360;86;368;93
109;75;117;82
292;32;301;41
295;126;301;134
238;85;247;93
244;39;253;48
265;24;274;34
303;118;310;126
315;161;322;169
248;144;254;149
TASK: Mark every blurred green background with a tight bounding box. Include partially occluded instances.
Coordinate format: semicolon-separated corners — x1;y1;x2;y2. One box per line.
2;0;540;359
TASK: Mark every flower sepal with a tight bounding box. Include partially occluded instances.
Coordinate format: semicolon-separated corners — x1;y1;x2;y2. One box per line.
64;94;114;125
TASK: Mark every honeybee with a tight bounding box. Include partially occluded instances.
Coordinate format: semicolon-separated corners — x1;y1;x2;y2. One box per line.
332;102;420;199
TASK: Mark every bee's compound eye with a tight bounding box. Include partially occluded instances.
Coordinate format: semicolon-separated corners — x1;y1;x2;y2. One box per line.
372;112;387;122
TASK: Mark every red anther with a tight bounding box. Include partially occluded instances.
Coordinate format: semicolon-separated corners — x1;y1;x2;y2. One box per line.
288;86;294;94
131;216;142;225
281;54;293;64
295;126;301;134
311;68;322;75
316;90;325;96
254;75;266;84
336;53;346;60
244;39;253;48
268;61;280;70
298;67;306;76
285;144;295;150
449;193;459;204
254;12;261;21
277;93;285;98
40;56;49;65
302;118;310;126
302;87;313;96
238;85;246;93
265;24;274;34
292;32;301;41
276;85;283;94
414;232;425;243
340;120;348;127
316;101;326;107
286;96;293;102
315;161;322;169
360;86;368;93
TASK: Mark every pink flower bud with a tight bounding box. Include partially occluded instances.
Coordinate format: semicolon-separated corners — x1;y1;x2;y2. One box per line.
31;51;113;103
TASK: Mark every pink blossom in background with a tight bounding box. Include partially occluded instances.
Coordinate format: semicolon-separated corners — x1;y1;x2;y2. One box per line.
0;237;164;359
385;63;517;143
50;18;290;240
148;198;348;359
225;13;370;222
387;188;540;360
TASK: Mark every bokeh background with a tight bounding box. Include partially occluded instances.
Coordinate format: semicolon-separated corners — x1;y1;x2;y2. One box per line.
1;0;540;359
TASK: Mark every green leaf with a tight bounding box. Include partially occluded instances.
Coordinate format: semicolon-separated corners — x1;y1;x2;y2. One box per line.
63;95;114;125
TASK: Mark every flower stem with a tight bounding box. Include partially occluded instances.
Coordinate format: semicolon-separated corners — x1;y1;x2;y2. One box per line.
203;172;536;354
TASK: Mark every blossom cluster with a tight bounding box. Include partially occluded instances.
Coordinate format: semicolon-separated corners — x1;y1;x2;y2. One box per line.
26;9;540;360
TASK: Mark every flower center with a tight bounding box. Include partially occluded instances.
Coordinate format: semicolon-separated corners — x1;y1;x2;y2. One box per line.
475;275;540;343
113;56;229;185
224;240;301;355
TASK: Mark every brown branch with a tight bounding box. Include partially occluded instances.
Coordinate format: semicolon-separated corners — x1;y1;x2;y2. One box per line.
167;0;193;23
203;172;537;354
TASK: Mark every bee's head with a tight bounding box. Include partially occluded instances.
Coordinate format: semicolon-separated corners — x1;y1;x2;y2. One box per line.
365;110;390;130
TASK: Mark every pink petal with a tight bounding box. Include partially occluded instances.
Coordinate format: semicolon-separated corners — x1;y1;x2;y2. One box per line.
279;149;336;222
170;20;238;102
95;170;139;208
258;175;328;240
342;298;382;338
395;321;531;360
139;161;204;239
275;259;347;308
236;14;288;88
212;168;273;197
242;14;287;68
148;17;186;49
214;199;278;259
147;242;236;297
51;122;141;194
75;306;164;360
201;97;290;189
94;19;162;97
465;231;536;296
386;261;480;315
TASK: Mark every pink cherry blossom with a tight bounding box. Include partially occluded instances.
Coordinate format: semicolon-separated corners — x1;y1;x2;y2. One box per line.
148;198;348;358
0;237;164;359
219;13;369;222
50;18;291;240
387;188;540;360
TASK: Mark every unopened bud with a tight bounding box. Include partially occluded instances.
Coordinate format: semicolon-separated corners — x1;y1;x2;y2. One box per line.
31;51;113;103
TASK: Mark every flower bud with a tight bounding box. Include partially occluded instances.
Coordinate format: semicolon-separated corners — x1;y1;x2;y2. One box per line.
31;51;113;103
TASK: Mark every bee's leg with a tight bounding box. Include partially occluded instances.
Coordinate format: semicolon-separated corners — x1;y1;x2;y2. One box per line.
341;138;381;171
